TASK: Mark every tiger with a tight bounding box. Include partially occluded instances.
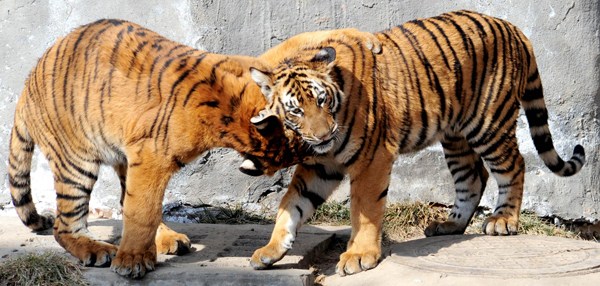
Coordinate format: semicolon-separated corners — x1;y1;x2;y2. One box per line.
248;10;586;276
8;19;381;278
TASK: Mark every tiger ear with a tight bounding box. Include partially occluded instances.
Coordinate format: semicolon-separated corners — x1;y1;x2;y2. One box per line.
311;47;336;64
310;47;336;72
251;109;283;138
250;67;274;101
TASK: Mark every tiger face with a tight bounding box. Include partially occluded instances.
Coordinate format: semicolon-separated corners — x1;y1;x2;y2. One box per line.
250;47;342;154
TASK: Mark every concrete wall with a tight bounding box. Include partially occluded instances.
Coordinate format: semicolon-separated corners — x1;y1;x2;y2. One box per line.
0;0;598;221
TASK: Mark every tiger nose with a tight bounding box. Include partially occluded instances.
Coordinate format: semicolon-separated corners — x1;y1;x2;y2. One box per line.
317;124;337;141
317;133;331;141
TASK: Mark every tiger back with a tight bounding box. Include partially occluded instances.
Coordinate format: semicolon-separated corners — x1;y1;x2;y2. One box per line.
248;10;585;276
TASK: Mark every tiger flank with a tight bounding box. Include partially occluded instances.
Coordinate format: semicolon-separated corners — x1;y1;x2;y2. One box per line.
249;10;586;275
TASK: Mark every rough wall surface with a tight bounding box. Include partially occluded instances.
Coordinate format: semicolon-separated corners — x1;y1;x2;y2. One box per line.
0;0;598;221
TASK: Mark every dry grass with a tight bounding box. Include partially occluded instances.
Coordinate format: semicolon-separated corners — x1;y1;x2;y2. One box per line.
307;201;598;244
195;204;275;225
0;252;87;286
306;201;447;244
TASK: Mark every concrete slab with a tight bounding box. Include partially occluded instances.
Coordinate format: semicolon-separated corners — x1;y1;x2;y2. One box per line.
0;216;351;286
324;235;600;286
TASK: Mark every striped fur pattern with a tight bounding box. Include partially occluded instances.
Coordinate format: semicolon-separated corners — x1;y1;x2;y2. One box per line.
8;19;309;278
249;10;585;275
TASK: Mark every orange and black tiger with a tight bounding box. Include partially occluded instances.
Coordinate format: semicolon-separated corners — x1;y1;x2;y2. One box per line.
9;18;382;278
249;10;585;275
8;19;309;278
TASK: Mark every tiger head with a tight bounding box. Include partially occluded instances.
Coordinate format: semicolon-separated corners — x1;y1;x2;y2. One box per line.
238;109;310;176
250;47;342;155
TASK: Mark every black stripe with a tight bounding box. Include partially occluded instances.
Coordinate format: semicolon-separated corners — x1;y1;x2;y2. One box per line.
296;177;325;209
303;164;344;181
66;158;98;181
221;116;234;126
12;193;32;207
62;177;93;195
450;165;471;177
478;130;516;158
183;79;208;107
454;168;476;184
59;203;88;218
107;19;123;26
296;205;304;218
377;188;388;201
444;149;475;159
522;86;544;101
494;203;514;213
23;212;40;226
527;69;539;82
525;108;549;128
531;133;556;154
57;193;88;200
9;176;30;189
175;158;186;168
198;100;220;108
13;128;29;143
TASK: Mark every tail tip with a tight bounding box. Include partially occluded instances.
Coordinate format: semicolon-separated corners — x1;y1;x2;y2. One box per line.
39;211;56;230
574;144;585;157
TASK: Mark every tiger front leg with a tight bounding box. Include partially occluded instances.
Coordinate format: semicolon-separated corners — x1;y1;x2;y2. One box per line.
110;147;179;278
337;159;393;276
251;162;344;269
114;164;191;255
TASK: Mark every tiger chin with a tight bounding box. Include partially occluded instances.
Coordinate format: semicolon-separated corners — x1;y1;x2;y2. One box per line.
8;19;310;279
249;10;586;276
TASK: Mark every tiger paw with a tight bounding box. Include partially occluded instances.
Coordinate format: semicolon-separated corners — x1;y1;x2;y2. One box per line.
250;243;289;269
155;223;191;255
482;214;519;235
56;233;118;267
110;248;156;279
335;249;380;276
424;220;466;237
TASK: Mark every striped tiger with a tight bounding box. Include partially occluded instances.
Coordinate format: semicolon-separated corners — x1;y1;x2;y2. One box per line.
9;19;381;278
248;10;586;275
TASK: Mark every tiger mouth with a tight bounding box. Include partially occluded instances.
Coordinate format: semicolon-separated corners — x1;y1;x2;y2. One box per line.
310;137;335;154
315;138;334;147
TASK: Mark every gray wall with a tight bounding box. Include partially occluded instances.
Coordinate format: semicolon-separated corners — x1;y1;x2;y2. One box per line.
0;0;598;221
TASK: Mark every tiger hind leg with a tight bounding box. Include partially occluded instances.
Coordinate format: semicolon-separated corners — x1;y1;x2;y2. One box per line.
114;163;190;255
425;135;489;236
476;131;525;235
52;160;118;267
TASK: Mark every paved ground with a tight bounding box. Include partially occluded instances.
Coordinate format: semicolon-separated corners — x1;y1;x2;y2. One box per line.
325;235;600;286
2;216;600;285
0;216;349;286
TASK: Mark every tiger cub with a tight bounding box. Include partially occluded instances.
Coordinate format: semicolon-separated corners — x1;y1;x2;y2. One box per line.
249;10;585;275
